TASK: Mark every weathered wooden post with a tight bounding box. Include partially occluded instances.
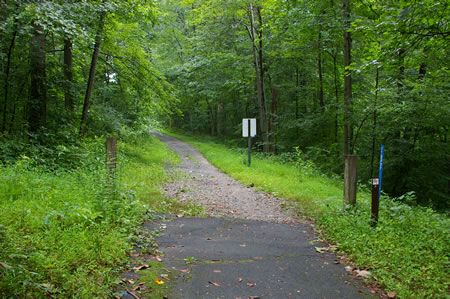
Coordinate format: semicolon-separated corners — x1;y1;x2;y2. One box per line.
371;177;380;226
106;136;117;195
344;155;357;205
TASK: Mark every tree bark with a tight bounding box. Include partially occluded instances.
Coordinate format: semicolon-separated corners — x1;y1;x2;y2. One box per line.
248;3;269;152
332;51;339;143
2;27;17;132
370;67;379;177
79;1;107;138
29;22;47;133
343;0;353;155
269;87;278;153
63;39;74;115
318;20;324;113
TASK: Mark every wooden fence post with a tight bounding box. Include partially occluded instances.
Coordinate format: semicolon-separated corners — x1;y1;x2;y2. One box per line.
344;155;357;205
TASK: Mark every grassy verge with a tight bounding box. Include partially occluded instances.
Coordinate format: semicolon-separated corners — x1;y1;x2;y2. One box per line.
0;133;196;297
165;131;449;299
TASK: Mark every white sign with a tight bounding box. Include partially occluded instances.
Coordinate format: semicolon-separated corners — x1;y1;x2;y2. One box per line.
372;178;379;185
242;118;256;137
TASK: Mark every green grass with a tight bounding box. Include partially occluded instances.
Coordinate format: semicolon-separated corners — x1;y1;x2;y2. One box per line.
0;133;197;297
165;131;449;299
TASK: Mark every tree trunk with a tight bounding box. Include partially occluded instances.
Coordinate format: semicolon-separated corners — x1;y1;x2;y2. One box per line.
63;39;74;115
370;67;379;177
2;27;17;132
269;87;278;153
318;22;324;113
332;52;339;143
79;1;107;138
343;0;353;155
29;22;47;133
205;97;216;135
295;67;299;121
249;3;269;152
217;100;224;136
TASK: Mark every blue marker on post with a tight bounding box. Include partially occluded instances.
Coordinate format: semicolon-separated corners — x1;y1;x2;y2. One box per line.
378;145;384;202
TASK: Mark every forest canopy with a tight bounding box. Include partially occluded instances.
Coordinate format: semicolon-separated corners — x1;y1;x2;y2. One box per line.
0;0;449;208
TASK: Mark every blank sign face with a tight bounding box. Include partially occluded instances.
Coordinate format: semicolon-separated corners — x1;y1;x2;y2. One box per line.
242;118;256;137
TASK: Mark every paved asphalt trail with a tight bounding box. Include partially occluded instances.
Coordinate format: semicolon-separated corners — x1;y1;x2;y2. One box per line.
146;132;375;298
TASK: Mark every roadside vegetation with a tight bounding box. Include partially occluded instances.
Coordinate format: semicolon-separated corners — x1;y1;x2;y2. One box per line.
0;132;196;297
167;131;449;299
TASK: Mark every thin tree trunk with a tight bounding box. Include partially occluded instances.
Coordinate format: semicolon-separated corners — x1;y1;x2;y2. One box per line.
333;52;339;143
29;22;47;133
269;87;278;153
63;39;74;114
205;97;215;135
248;3;269;152
2;28;17;132
295;66;299;121
318;21;324;113
370;68;379;177
79;1;107;138
343;0;353;155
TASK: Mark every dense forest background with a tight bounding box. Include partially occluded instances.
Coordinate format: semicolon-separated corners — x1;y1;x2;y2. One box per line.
0;0;448;209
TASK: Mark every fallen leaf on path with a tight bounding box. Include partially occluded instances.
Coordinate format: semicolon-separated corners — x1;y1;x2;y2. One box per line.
127;280;135;284
155;279;164;285
161;274;169;280
126;289;140;299
246;282;256;287
238;277;243;282
133;286;140;291
344;266;353;272
315;247;327;253
133;264;150;271
324;262;329;265
213;270;221;273
355;270;371;278
129;253;140;257
208;281;220;287
176;214;183;218
387;291;397;298
240;244;246;247
180;269;190;273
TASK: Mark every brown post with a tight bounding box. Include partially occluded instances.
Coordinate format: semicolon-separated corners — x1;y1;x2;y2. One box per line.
344;155;357;205
106;136;117;190
371;177;380;226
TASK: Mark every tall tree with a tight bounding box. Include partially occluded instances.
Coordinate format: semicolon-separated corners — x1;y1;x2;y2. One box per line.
79;0;107;138
343;0;353;155
28;21;47;133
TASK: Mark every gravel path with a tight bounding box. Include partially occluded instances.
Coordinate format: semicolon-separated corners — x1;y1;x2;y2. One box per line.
151;131;297;223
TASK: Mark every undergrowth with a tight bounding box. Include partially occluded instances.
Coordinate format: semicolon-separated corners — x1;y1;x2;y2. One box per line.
0;132;197;297
166;131;449;299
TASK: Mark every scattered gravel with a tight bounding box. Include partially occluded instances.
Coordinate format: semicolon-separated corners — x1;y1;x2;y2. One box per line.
151;132;297;224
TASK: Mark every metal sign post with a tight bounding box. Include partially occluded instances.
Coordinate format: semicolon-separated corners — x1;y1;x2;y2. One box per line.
242;118;256;167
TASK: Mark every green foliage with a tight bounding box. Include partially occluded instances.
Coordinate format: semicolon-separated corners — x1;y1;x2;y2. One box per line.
169;132;449;299
0;133;186;297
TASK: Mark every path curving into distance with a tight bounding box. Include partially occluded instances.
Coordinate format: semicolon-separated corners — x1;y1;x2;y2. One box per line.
138;132;377;298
